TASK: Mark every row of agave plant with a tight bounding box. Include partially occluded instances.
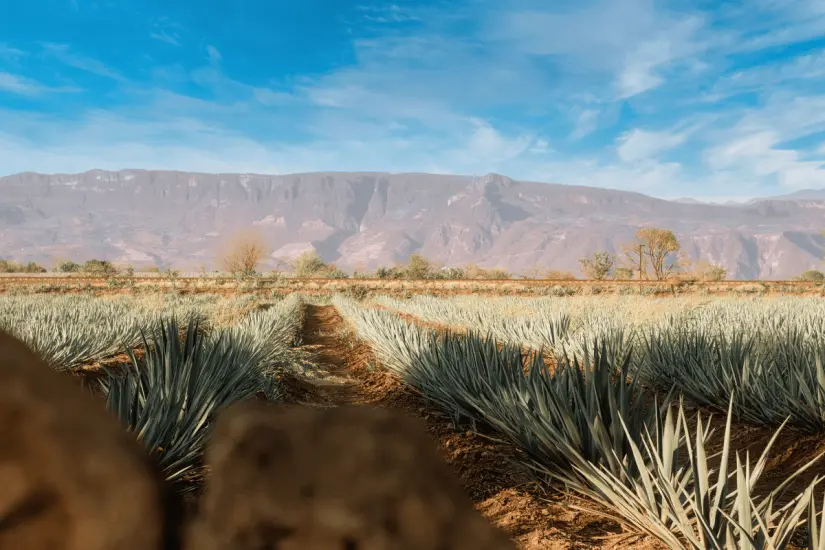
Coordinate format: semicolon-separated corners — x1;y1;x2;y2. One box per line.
374;294;700;349
376;295;825;433
639;302;825;432
0;293;267;370
101;293;308;485
334;295;825;549
0;292;306;485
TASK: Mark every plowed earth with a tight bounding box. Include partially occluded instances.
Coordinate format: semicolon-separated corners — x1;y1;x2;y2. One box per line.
286;304;669;549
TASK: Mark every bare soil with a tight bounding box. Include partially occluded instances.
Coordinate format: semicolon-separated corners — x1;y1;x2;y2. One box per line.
288;304;668;549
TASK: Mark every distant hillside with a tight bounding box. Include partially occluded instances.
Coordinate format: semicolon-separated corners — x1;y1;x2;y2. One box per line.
0;169;823;279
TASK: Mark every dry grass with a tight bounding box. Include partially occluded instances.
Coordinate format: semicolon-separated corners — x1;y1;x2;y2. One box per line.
1;275;823;299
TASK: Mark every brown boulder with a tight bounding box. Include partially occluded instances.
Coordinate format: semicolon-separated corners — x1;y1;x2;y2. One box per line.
0;330;171;550
188;402;516;550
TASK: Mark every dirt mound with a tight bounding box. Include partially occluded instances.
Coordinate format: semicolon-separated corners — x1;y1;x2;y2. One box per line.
188;401;514;549
0;330;173;550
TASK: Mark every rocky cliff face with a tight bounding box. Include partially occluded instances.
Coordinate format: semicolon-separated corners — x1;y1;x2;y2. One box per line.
1;169;823;279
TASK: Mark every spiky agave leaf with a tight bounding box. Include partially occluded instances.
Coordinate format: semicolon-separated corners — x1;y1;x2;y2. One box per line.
573;397;823;550
224;294;310;377
808;492;825;550
101;316;263;483
638;303;825;433
0;294;230;370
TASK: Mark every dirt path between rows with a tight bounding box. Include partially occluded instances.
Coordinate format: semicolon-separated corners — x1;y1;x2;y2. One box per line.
285;304;666;550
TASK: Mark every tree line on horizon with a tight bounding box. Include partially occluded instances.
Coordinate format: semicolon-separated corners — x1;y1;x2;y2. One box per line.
2;227;824;282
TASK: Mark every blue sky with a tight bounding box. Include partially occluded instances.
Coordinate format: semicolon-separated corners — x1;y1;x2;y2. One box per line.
2;0;825;201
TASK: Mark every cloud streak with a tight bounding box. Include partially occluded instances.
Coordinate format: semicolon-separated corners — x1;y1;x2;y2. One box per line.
0;72;80;96
41;42;126;81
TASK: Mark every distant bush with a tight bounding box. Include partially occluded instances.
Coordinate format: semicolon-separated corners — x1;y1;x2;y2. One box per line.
370;255;511;281
462;263;511;280
292;251;331;277
376;266;404;279
578;252;614;280
548;284;576;296
0;259;46;273
345;284;371;301
797;270;825;282
82;259;117;276
404;254;434;279
374;256;471;280
323;264;349;279
678;258;727;282
484;268;512;280
50;258;138;276
54;260;81;273
543;269;577;280
702;265;728;282
462;263;486;280
433;267;466;280
613;267;634;280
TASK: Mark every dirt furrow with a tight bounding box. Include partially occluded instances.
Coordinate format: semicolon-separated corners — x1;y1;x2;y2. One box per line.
286;304;665;550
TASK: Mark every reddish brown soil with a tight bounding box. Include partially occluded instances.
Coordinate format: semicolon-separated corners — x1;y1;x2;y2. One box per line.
3;277;823;300
290;304;668;549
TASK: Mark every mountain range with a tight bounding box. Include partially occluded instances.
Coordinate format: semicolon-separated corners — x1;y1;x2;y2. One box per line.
0;169;823;280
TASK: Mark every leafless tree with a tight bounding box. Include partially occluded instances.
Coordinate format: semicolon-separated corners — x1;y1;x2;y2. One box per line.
218;229;270;277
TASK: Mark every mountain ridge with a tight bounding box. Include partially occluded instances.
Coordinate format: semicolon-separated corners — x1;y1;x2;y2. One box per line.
1;169;823;279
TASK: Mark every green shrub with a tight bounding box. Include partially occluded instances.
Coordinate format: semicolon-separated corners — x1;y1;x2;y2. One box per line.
798;270;825;282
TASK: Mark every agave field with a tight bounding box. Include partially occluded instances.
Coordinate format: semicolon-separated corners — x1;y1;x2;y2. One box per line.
0;292;308;483
337;293;825;549
6;288;825;547
0;293;277;370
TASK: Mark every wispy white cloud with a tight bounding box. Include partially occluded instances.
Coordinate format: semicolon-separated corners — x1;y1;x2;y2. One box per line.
150;17;185;46
703;50;825;102
705;130;825;189
151;30;179;46
735;94;825;141
569;109;599;140
617;128;687;163
695;92;825;190
0;72;80;96
0;44;24;60
488;0;705;99
206;45;222;65
527;156;687;193
616;39;669;98
0;109;286;175
0;73;44;95
724;0;825;52
617;16;705;98
40;42;125;81
528;139;552;154
252;87;297;106
357;4;422;23
0;97;687;196
461;120;533;163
